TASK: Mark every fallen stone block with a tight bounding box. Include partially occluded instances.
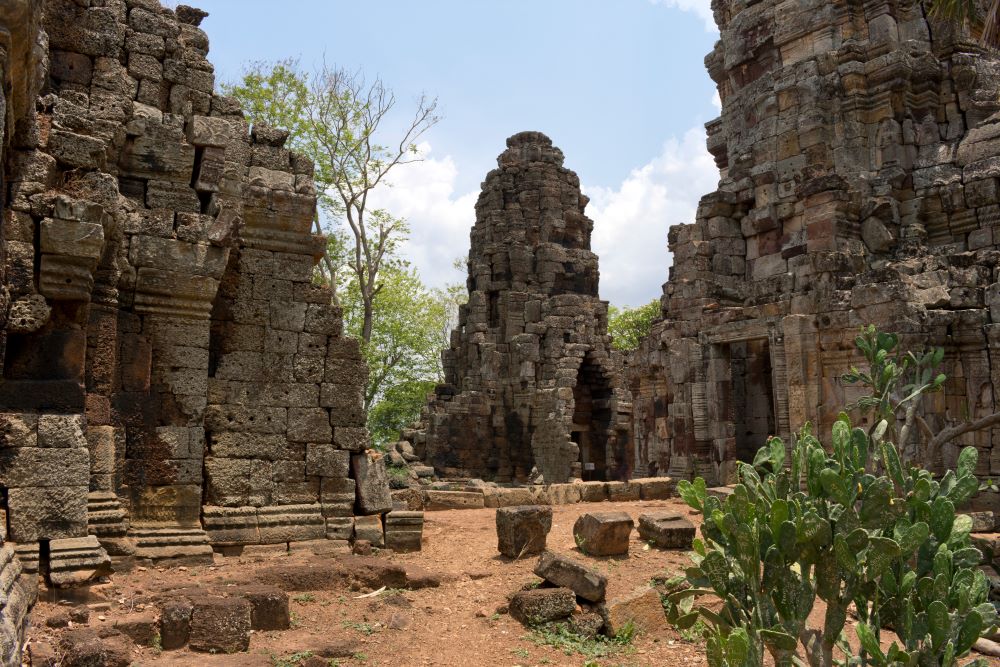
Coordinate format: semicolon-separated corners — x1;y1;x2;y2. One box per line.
188;596;252;654
483;486;534;508
638;512;695;549
496;505;552;558
569;611;606;638
159;598;192;650
706;486;734;501
969;511;996;533
633;477;676;500
233;585;290;630
385;510;424;553
577;481;608;503
423;489;485;511
602;587;669;637
509;587;576;626
606;481;641;502
351;450;393;515
533;551;607;602
113;612;159;646
574;511;633;556
547;483;582;505
353;514;384;548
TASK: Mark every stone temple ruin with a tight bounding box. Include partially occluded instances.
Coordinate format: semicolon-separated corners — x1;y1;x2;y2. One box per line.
2;0;1000;662
627;0;1000;485
410;132;633;485
0;1;396;661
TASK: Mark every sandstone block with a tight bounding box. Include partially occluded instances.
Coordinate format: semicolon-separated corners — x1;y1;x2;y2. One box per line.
288;408;332;443
602;587;668;636
496;505;552;558
353;514;384;547
233;585;290;630
534;550;607;602
637;512;695;550
573;511;633;556
634;477;676;500
306;443;349;477
160;599;193;649
113;612;159;646
423;490;485;511
606;481;641;502
577;481;609;503
188;596;251;654
351;450;392;515
385;511;423;553
509;587;576;626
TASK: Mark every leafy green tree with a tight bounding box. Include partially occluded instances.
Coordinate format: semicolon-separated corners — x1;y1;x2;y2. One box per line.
340;263;448;446
223;61;440;340
607;299;660;351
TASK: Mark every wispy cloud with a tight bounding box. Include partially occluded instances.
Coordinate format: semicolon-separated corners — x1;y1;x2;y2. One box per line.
585;126;719;308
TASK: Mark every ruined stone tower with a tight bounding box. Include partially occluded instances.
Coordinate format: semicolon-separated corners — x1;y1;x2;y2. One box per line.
413;132;632;484
0;2;392;658
628;0;1000;484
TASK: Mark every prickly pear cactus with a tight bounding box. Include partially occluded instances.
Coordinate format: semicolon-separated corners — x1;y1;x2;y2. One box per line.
670;328;998;667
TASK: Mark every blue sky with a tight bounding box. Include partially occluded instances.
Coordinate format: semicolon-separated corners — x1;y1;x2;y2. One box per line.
192;0;721;307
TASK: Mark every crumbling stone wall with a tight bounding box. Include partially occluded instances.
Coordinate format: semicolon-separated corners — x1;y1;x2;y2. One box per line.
412;132;632;484
0;2;384;634
628;0;1000;484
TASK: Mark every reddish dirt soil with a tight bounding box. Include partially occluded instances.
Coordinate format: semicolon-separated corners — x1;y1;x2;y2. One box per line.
23;498;1000;667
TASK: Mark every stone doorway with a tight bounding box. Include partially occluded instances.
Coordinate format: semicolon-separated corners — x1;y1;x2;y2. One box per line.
572;357;614;482
730;339;777;463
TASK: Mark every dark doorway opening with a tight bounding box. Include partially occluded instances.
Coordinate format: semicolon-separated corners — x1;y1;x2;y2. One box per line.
730;339;776;463
572;357;613;482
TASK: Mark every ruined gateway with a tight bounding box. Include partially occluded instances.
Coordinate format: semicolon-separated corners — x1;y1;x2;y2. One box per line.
0;1;394;660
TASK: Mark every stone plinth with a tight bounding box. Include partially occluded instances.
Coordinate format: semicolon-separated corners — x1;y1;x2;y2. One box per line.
573;511;633;556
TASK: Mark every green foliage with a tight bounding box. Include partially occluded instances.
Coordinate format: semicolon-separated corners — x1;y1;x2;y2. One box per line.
270;651;315;667
607;300;660;352
386;463;411;489
340;263;451;446
670;327;997;667
526;621;635;660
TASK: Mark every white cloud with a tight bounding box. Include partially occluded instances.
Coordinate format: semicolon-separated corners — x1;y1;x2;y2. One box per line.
365;142;477;289
650;0;717;32
584;126;719;308
711;90;722;111
358;130;719;311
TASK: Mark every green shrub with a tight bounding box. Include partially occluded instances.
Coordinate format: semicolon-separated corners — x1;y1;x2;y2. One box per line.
668;327;998;667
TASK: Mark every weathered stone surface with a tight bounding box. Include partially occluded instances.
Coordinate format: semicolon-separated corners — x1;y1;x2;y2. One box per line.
637;512;695;550
496;505;552;558
385;511;423;553
233;585;290;631
402;132;632;484
113;612;159;646
159;598;193;650
352;515;384;548
188;596;252;654
602;587;669;636
351;450;392;516
573;512;633;556
533;550;607;602
424;490;486;511
509;587;576;626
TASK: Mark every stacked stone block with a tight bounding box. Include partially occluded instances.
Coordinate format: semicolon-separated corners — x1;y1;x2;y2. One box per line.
410;132;632;483
628;0;1000;484
0;9;389;660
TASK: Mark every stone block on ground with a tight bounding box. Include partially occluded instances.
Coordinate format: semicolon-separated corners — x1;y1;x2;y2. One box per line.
351;450;393;516
353;514;384;548
113;612;159;646
509;587;576;626
633;477;676;500
637;512;695;550
547;483;582;505
423;489;485;511
577;481;609;503
159;598;192;650
188;596;252;654
606;481;641;502
533;550;607;602
573;511;633;556
483;486;534;508
233;585;290;630
969;511;996;533
602;586;669;637
385;511;423;553
706;486;734;501
496;505;552;558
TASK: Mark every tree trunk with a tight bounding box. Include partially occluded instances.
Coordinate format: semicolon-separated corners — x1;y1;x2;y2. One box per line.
362;295;374;344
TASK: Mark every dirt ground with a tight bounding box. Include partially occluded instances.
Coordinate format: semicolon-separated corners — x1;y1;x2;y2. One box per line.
23;498;1000;667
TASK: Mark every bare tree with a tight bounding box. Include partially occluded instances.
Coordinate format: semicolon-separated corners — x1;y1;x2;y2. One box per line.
305;67;439;343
